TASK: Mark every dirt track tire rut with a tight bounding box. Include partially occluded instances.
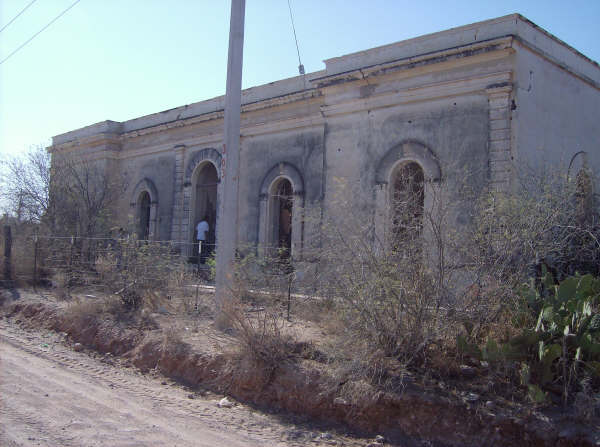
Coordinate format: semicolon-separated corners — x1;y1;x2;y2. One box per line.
0;320;353;447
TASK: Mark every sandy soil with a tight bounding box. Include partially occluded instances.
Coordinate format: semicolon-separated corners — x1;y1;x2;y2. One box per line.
0;319;362;447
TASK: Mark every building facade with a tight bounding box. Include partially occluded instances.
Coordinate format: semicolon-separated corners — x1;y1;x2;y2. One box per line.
48;14;600;265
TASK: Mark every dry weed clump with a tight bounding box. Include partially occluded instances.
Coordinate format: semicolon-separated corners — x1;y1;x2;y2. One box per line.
44;237;193;313
222;297;297;369
312;191;471;374
161;325;189;356
64;299;105;322
63;292;159;332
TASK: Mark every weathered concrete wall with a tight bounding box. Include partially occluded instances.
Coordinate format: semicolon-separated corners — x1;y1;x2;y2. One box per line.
118;152;176;240
512;42;600;182
321;94;490;245
46;13;600;266
239;128;325;248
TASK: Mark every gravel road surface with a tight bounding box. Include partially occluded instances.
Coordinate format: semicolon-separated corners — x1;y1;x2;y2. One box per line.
0;320;356;446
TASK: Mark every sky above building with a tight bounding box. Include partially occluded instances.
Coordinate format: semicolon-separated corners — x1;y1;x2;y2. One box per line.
0;0;599;158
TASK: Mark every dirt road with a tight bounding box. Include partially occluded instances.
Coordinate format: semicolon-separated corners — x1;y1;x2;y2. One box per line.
0;320;355;447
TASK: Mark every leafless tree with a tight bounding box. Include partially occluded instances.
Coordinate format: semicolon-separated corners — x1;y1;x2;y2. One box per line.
48;154;125;237
1;146;126;238
1;145;51;223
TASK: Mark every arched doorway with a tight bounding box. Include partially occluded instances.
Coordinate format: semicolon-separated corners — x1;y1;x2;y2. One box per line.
268;178;294;257
191;162;218;262
138;191;151;240
389;161;424;252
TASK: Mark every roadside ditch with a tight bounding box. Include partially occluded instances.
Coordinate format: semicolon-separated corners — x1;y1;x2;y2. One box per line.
1;295;596;447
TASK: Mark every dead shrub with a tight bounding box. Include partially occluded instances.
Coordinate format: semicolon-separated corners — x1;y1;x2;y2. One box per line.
52;237;192;313
162;325;189;356
62;299;105;331
315;194;464;371
63;294;159;333
221;291;297;381
52;270;72;301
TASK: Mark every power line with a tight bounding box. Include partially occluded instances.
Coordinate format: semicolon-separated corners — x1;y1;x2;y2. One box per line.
286;0;304;75
0;0;82;66
0;0;39;34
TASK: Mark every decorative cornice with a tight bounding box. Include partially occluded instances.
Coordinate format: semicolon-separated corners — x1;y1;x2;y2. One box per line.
312;37;514;89
240;114;324;138
118;89;322;141
320;71;513;118
48;133;121;154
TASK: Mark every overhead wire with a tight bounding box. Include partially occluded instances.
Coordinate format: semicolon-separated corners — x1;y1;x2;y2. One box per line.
286;0;304;75
0;0;39;34
0;0;82;66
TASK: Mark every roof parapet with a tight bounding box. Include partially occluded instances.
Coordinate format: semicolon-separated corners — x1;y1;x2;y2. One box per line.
323;14;599;84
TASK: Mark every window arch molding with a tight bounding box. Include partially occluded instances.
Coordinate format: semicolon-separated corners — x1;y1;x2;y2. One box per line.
258;162;305;259
130;178;159;240
259;162;304;199
375;140;441;185
374;140;441;250
184;148;222;185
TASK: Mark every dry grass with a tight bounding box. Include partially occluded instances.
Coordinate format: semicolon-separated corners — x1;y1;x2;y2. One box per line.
221;297;296;368
161;325;189;356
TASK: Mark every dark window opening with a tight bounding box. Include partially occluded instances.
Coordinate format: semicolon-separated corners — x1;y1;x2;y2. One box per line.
271;178;293;258
138;191;151;240
390;162;424;252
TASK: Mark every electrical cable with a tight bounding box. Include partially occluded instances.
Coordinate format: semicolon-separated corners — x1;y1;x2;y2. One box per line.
0;0;81;66
0;0;39;34
286;0;304;75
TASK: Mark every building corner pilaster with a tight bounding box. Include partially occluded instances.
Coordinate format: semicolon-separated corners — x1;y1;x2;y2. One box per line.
486;83;514;192
171;145;187;248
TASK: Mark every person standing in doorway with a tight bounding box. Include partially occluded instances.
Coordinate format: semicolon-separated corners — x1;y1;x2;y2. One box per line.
196;216;209;264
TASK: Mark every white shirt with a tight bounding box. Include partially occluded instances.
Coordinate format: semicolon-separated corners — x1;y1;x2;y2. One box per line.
196;221;209;241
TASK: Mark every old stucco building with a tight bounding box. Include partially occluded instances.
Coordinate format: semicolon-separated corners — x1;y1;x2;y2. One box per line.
48;14;600;264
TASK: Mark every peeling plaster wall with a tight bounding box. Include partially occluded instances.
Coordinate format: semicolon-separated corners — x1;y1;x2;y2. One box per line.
47;14;600;264
240;129;325;249
512;43;600;182
322;95;490;239
118;152;175;240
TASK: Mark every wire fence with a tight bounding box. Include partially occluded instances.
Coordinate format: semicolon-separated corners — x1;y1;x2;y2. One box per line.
0;228;217;297
0;225;321;319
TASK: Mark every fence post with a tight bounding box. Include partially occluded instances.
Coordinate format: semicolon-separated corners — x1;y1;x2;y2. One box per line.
3;225;12;287
68;236;74;295
33;234;39;289
287;273;292;322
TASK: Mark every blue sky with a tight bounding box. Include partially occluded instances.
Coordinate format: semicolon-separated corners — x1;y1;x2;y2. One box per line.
1;0;599;158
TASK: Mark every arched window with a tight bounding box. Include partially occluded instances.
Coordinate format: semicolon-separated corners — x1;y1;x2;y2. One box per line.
389;161;424;250
138;191;151;240
374;141;440;254
190;162;218;260
269;178;294;257
130;178;158;240
258;162;304;260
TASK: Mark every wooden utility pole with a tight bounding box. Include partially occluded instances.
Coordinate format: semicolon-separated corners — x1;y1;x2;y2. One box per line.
215;0;245;314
